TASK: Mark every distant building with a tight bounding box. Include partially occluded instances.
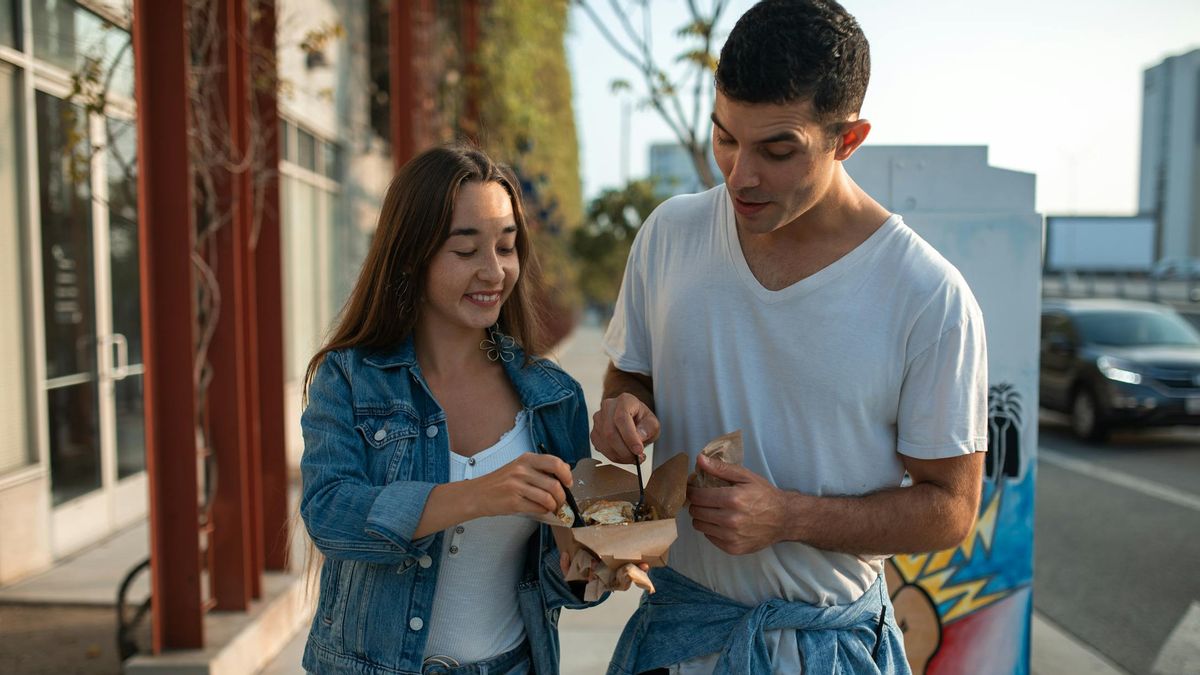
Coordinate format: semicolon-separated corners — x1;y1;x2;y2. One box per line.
648;142;722;197
1042;216;1156;273
1139;48;1200;260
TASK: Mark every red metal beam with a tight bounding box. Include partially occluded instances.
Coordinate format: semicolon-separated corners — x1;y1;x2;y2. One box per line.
461;0;481;141
208;0;256;611
389;0;416;170
231;0;266;600
252;0;291;572
132;0;204;651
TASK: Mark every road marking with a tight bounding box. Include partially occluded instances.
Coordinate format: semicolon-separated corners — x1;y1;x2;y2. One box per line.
1152;602;1200;675
1039;449;1200;513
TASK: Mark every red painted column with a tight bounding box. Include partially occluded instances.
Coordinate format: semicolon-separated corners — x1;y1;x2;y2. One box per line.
461;0;481;141
233;0;266;600
252;0;291;573
208;0;256;610
389;0;417;171
132;0;205;650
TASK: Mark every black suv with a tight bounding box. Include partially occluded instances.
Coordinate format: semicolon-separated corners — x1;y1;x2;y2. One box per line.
1040;299;1200;441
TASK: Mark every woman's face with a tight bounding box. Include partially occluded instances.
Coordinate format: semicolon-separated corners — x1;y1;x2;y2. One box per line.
420;181;520;336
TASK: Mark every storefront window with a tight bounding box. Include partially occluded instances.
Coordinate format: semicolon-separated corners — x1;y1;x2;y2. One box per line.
36;91;102;504
33;0;134;99
0;64;31;475
0;0;18;48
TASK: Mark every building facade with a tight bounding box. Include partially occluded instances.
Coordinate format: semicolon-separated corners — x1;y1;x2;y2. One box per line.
0;0;387;585
1139;48;1200;261
647;140;721;198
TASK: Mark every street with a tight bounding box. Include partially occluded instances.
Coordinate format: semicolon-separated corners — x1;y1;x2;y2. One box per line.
1034;413;1200;675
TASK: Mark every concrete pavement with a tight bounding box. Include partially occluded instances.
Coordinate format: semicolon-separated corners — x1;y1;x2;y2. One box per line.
261;322;1125;673
0;323;1123;673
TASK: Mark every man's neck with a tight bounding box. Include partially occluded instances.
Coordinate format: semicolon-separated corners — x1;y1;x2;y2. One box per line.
733;168;892;290
769;168;889;248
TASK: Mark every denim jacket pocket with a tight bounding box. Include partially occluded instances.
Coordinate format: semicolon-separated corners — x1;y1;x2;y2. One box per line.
354;410;418;484
318;558;343;627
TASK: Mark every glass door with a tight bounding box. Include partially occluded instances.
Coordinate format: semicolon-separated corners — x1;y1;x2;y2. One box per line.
37;91;146;556
104;116;146;526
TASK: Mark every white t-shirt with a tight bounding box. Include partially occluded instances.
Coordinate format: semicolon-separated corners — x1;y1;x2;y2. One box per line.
603;185;987;673
422;410;538;667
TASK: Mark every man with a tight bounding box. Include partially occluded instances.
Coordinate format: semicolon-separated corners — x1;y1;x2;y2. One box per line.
592;1;988;673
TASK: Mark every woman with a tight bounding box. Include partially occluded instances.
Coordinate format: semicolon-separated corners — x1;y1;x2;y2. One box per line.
300;145;592;675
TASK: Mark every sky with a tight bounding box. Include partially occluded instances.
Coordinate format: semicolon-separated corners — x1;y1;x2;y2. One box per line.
566;0;1200;216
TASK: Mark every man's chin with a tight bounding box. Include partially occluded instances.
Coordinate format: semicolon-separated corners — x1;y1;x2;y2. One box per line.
734;212;786;235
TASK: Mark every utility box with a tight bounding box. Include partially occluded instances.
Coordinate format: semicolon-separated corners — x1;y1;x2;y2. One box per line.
847;146;1042;675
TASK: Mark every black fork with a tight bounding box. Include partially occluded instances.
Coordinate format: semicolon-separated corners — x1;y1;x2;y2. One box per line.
633;455;647;521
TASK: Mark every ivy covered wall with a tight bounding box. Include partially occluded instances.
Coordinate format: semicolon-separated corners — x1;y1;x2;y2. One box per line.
475;0;583;347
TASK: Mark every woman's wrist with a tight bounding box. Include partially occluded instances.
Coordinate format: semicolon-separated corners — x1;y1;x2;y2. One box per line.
450;479;487;521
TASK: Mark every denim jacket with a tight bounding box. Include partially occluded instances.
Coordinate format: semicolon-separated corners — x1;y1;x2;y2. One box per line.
609;567;910;675
300;337;595;675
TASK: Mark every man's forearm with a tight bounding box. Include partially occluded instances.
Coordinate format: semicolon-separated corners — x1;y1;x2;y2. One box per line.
780;483;979;556
602;363;655;412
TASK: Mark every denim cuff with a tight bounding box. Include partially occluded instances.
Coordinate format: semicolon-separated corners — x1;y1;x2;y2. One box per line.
540;539;607;610
364;480;439;553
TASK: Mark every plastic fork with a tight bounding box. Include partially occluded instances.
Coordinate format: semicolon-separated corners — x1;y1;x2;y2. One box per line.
633;454;647;522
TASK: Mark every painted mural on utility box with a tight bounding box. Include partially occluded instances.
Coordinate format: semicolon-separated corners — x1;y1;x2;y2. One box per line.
845;148;1042;675
886;215;1041;675
886;382;1034;674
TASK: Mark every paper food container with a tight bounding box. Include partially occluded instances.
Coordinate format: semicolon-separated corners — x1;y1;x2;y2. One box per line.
546;452;690;574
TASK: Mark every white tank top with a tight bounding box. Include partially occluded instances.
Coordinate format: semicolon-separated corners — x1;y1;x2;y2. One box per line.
422;410;538;665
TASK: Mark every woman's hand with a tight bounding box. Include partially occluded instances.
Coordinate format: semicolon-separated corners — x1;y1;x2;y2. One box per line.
471;452;572;518
414;453;571;539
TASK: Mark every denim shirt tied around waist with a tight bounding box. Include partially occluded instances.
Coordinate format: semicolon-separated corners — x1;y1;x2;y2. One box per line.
608;566;911;675
300;337;594;675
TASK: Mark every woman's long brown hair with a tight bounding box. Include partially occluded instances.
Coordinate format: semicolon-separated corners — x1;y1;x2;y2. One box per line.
303;144;541;400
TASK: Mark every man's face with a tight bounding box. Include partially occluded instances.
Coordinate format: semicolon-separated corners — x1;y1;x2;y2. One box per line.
711;92;841;235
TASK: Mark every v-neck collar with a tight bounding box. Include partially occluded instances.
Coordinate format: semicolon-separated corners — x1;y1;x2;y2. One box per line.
721;188;902;305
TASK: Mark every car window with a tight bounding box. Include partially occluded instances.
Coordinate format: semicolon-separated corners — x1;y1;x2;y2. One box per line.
1074;310;1200;347
1041;314;1073;343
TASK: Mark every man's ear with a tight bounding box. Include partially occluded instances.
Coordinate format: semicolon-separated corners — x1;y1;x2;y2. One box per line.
834;118;871;161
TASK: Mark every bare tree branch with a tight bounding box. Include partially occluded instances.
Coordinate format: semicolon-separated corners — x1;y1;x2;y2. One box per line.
576;0;726;189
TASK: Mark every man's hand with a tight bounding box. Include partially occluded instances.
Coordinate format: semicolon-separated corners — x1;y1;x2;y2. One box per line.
591;393;660;464
687;455;789;556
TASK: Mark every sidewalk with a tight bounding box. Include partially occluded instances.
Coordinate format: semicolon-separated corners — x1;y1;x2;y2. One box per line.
0;322;1125;674
265;322;1129;674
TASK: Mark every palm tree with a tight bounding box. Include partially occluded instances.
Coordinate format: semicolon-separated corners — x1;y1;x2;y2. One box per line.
986;383;1023;485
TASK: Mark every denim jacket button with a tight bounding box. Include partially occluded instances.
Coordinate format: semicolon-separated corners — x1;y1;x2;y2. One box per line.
426;425;438;438
418;555;433;568
409;617;424;631
373;429;386;442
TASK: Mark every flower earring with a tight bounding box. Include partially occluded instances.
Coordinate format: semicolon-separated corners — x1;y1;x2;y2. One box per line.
480;325;516;363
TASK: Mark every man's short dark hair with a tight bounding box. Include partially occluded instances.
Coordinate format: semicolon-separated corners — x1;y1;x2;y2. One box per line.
716;0;870;124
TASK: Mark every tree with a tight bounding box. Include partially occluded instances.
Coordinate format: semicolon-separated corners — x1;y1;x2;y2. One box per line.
571;179;664;309
576;0;729;190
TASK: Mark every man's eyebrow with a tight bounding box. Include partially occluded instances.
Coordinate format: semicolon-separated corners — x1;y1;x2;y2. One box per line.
711;112;729;135
710;113;804;145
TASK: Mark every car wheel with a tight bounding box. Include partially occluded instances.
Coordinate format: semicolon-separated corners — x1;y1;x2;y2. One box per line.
1071;388;1109;442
